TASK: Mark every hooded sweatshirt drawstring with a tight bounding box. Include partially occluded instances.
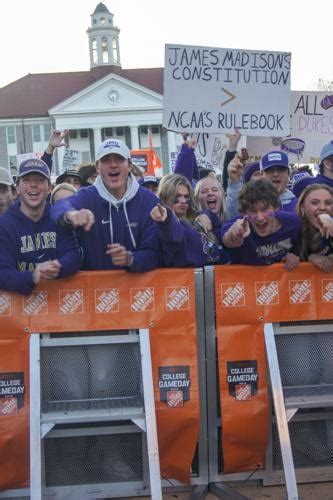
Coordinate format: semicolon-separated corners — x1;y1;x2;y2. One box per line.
94;173;139;248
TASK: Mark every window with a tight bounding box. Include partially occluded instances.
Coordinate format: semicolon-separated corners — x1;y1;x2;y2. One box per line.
32;125;41;142
92;39;97;65
9;155;17;167
152;126;160;134
80;129;89;139
6;126;16;144
43;123;52;141
104;128;113;137
112;38;118;63
100;17;106;24
116;127;124;136
69;130;77;139
102;37;109;64
81;151;91;162
140;126;148;135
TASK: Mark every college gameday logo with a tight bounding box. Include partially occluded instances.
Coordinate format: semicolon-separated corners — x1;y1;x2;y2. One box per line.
95;288;119;313
165;286;190;310
130;288;154;312
59;289;84;315
23;291;48;315
255;281;279;305
322;280;333;302
289;280;312;304
0;293;11;316
221;282;245;307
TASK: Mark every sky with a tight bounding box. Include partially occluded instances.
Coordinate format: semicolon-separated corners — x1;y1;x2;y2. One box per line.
0;0;332;90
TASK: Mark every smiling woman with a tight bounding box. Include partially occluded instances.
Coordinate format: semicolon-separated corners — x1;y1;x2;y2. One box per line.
297;183;333;273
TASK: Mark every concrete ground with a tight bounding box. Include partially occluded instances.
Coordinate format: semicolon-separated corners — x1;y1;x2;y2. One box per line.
128;480;333;499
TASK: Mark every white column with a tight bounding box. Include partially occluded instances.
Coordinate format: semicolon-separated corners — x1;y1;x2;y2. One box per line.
167;131;177;173
130;126;140;150
93;128;102;161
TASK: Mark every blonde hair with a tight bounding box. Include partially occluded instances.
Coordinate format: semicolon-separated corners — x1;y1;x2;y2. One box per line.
157;174;197;221
297;183;333;260
194;177;226;222
50;182;77;205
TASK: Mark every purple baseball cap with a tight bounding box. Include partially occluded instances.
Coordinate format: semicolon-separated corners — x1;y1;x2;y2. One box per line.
18;159;50;179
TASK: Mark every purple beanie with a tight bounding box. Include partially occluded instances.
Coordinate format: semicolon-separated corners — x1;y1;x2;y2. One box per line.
243;161;260;183
290;172;315;198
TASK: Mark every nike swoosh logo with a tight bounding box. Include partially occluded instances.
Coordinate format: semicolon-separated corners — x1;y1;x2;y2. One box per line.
101;219;110;224
37;254;45;260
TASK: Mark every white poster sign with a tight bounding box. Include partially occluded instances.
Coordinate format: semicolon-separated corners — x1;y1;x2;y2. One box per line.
246;91;333;164
163;44;291;137
61;149;81;172
17;152;41;165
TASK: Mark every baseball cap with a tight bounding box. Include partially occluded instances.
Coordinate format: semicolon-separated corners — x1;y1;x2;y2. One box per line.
56;169;82;185
0;167;14;186
18;159;50;179
260;150;289;171
139;175;159;187
319;141;333;163
96;139;131;161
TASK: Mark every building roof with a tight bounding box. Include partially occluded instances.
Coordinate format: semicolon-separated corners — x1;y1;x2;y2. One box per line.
0;65;164;119
93;2;110;14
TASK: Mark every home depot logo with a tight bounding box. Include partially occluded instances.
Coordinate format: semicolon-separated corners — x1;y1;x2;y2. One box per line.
322;280;333;302
130;288;154;312
255;281;279;305
166;286;190;310
23;292;48;315
59;290;84;315
95;289;119;313
289;280;312;304
0;293;11;316
221;283;245;307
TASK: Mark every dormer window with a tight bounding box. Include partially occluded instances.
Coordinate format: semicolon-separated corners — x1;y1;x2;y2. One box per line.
100;17;106;24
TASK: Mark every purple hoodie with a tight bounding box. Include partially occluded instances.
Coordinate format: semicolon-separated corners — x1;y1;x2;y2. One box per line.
0;201;81;295
221;210;301;265
155;207;223;267
51;177;160;272
174;143;199;185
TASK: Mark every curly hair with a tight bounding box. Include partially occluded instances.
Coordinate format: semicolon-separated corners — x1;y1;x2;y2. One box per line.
238;178;280;213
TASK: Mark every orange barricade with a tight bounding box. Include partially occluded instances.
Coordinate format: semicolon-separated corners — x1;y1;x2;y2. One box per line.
0;269;199;489
215;263;333;474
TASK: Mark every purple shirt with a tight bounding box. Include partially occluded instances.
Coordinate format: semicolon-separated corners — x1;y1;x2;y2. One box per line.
221;210;301;265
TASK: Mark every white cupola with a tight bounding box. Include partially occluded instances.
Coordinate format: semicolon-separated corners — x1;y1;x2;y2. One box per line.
87;2;121;68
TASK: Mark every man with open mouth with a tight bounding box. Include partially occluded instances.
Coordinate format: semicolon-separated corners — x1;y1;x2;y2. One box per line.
0;159;81;295
52;138;159;271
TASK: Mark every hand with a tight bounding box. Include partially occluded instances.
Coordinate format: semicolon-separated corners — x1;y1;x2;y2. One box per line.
227;156;244;183
195;213;212;233
225;128;241;151
223;217;250;247
66;209;95;231
106;243;133;267
46;129;69;155
309;253;333;273
32;259;61;283
282;252;300;271
318;214;333;239
181;132;196;149
150;204;168;222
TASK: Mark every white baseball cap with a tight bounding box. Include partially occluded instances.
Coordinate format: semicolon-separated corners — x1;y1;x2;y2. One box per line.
0;167;14;186
96;139;131;161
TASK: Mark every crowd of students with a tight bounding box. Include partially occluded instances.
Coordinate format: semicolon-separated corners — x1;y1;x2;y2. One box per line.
0;130;332;295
